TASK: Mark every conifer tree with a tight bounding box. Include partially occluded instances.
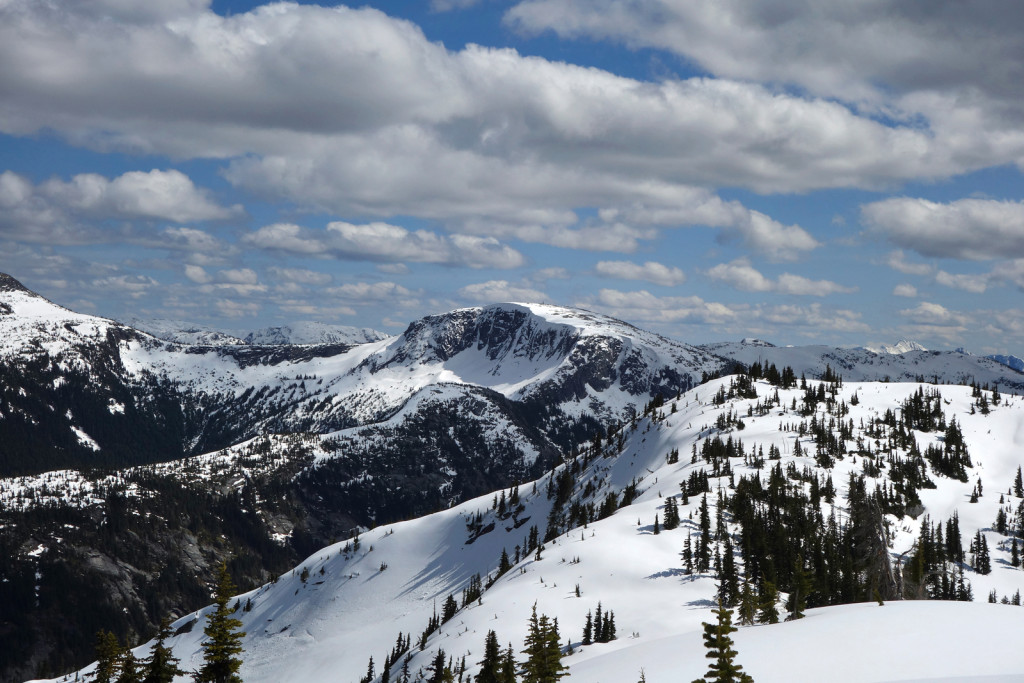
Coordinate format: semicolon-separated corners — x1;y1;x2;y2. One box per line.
690;603;753;683
477;631;503;683
520;604;567;683
142;618;185;683
756;582;779;625
500;643;517;683
94;630;123;683
786;557;812;621
582;611;593;646
736;575;757;627
115;649;142;683
195;562;246;683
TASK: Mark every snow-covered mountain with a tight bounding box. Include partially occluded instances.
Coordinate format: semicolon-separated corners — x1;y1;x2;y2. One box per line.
29;374;1024;683
124;318;387;347
243;322;387;346
989;354;1024;373
121;317;247;346
7;271;1024;682
863;339;928;355
700;337;1024;393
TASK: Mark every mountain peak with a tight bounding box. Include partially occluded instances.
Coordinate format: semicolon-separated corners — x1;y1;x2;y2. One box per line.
0;273;34;295
865;339;927;355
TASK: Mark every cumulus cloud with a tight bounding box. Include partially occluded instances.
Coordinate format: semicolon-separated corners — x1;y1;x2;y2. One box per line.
244;221;524;269
268;267;332;286
0;169;238;244
863;197;1024;260
0;0;987;232
934;270;989;294
893;284;918;298
586;287;869;336
91;274;158;298
184;264;212;284
599;196;819;261
505;0;1024;121
595;260;685;286
459;280;548;304
326;281;415;302
595;289;739;325
882;250;934;277
899;301;968;327
706;259;855;296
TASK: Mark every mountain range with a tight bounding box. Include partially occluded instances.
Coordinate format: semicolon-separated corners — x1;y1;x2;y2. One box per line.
1;271;1023;682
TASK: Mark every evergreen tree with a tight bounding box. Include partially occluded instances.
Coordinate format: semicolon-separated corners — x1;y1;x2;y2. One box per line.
195;562;246;683
115;649;142;683
582;611;593;646
736;575;757;627
142;618;185;683
443;593;458;623
756;581;779;625
477;631;503;683
697;495;712;573
500;644;517;683
520;604;568;683
428;649;453;683
690;603;753;683
786;557;812;621
95;630;123;683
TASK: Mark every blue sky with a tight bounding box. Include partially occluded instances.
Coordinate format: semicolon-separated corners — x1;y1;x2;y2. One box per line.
2;0;1024;353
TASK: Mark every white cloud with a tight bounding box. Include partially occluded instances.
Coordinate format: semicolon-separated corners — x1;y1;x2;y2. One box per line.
244;221;524;269
90;274;158;298
882;250;934;277
864;197;1024;261
268;267;332;286
595;260;685;286
431;0;481;10
599;197;819;261
504;0;1024;137
893;284;917;298
530;267;570;282
184;264;212;284
0;169;238;245
459;280;548;304
706;259;855;296
595;289;739;325
325;281;415;303
934;270;989;294
899;301;968;327
0;0;989;236
218;268;258;285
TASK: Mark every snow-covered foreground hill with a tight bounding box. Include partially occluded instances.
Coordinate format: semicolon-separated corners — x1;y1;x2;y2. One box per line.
36;376;1024;683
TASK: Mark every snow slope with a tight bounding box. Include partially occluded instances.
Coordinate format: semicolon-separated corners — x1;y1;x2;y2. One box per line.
36;376;1024;683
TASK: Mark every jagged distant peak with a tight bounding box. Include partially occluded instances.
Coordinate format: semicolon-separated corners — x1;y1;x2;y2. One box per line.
864;339;928;355
740;337;775;347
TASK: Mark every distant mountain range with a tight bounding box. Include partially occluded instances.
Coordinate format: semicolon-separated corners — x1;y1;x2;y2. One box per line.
123;317;388;346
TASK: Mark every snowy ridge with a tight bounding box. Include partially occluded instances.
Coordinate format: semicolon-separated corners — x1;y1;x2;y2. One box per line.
37;376;1024;683
121;318;247;346
700;339;1024;394
243;322;387;346
989;354;1024;374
